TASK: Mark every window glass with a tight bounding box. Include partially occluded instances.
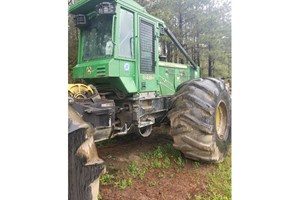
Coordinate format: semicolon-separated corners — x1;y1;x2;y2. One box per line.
82;15;113;61
119;9;134;58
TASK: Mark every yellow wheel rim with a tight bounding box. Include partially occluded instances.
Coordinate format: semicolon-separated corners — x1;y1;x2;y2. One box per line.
216;101;228;140
68;84;94;99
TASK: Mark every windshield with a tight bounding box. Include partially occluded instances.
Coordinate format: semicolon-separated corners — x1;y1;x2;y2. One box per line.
82;15;113;61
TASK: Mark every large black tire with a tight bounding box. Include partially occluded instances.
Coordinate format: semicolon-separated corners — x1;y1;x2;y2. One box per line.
168;78;231;163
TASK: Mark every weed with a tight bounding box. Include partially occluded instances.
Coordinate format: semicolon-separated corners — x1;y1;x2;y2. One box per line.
193;161;201;167
142;143;185;170
163;157;171;168
99;173;115;186
127;161;147;180
138;167;148;179
158;172;165;178
151;158;162;168
141;152;150;160
127;161;139;176
98;192;102;200
194;194;201;200
163;143;182;159
200;151;231;200
148;181;157;187
153;146;164;159
174;156;185;168
114;178;133;190
142;143;179;160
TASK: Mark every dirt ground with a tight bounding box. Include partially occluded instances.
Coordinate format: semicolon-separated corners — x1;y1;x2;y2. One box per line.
97;125;224;200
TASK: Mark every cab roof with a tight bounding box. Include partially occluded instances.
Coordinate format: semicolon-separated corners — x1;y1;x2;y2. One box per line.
69;0;147;14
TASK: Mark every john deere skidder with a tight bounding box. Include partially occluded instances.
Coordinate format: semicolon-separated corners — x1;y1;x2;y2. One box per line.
68;0;231;163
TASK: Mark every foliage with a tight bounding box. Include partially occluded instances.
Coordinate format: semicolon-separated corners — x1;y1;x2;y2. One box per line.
114;178;133;190
135;0;231;79
97;192;102;200
127;161;147;180
100;172;133;190
199;151;232;200
193;161;201;167
68;13;78;83
174;156;185;168
99;173;115;186
142;143;184;169
99;140;231;198
148;181;158;187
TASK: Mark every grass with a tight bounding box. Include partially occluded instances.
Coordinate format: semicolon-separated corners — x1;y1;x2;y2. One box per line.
99;173;115;186
100;142;186;191
141;142;184;169
98;192;102;200
197;151;232;200
114;178;133;190
127;161;147;180
193;161;201;168
174;156;185;168
148;181;158;187
163;157;171;168
158;171;165;178
99;139;231;199
100;172;133;190
194;194;201;200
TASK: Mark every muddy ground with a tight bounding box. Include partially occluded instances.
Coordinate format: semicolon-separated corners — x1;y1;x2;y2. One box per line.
96;125;230;200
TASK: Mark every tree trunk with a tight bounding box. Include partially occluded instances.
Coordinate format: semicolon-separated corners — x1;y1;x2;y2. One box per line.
167;42;171;62
179;12;184;64
196;30;200;67
208;43;214;77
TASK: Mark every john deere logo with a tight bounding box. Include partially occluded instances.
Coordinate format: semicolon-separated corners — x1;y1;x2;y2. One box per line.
86;66;92;74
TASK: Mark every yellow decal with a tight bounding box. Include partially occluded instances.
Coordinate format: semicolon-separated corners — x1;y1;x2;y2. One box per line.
86;66;92;74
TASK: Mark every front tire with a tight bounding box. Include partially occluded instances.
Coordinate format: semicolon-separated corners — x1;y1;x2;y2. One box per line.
168;78;231;163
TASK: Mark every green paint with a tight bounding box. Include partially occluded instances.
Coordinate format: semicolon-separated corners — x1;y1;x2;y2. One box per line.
119;77;138;93
70;0;200;97
158;61;198;95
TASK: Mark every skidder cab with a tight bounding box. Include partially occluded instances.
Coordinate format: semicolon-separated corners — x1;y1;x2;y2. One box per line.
68;0;231;163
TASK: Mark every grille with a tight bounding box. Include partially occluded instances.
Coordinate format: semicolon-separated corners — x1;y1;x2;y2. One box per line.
96;66;106;77
140;20;155;73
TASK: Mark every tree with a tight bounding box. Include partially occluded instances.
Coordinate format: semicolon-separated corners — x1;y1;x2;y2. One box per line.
68;1;78;83
136;0;231;79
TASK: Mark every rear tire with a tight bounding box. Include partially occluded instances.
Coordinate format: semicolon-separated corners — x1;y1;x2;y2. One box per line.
168;78;231;163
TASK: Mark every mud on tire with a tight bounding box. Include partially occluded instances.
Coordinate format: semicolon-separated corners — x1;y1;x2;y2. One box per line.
168;78;231;163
